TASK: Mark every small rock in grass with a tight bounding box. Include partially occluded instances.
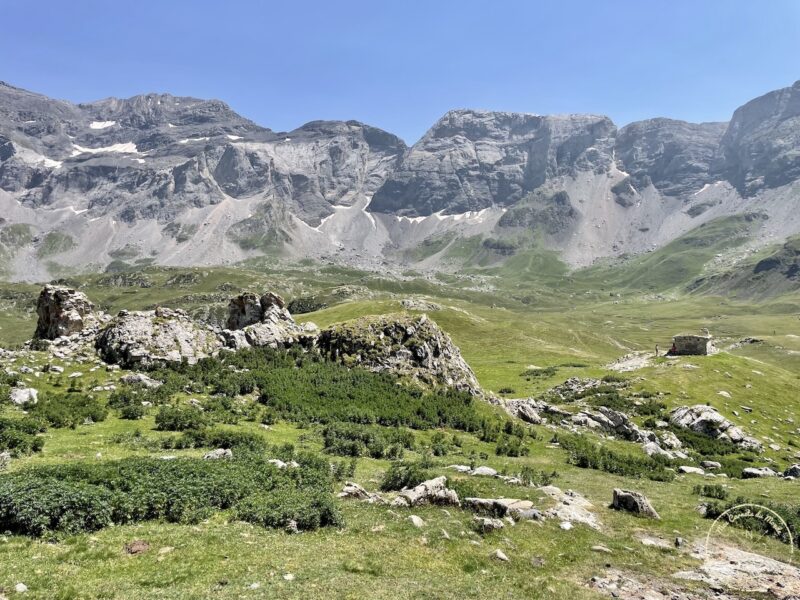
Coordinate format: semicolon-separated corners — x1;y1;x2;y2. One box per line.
490;549;509;562
15;583;28;593
283;573;294;581
560;521;573;530
409;515;426;528
124;540;150;555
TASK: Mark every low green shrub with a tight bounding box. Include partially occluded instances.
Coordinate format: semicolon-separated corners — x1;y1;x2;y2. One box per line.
28;394;107;428
380;460;432;492
704;497;800;549
693;484;729;500
0;454;338;537
155;405;206;431
0;417;46;456
557;433;675;482
321;423;414;459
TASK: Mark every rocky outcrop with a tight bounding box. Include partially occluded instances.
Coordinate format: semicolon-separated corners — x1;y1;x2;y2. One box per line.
611;489;660;519
34;285;95;340
221;291;318;350
96;307;223;367
463;497;536;519
338;482;385;504
670;405;763;451
390;476;459;508
317;313;482;395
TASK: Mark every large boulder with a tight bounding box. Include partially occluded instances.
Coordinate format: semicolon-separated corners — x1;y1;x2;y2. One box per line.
222;291;318;350
611;489;660;519
9;387;37;406
96;307;223;368
33;285;95;340
670;405;763;451
317;314;482;395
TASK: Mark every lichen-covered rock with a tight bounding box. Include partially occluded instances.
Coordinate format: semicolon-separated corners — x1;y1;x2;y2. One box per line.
96;307;223;367
670;405;763;451
611;489;660;519
34;285;95;340
221;291;318;350
317;313;482;395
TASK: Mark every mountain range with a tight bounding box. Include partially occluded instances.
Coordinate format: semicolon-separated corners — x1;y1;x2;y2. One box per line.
1;79;799;284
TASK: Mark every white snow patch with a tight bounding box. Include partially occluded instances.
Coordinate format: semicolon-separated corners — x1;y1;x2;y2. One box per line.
132;158;145;164
283;137;291;142
71;142;139;156
226;134;243;141
23;120;36;124
178;137;210;144
89;120;116;130
168;123;177;128
13;145;62;169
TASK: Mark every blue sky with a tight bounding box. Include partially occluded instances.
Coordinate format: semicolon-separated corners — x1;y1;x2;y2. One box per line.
2;0;798;143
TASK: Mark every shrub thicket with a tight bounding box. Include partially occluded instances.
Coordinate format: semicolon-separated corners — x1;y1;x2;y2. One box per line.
704;497;800;549
137;347;484;431
0;454;339;537
321;423;414;459
379;460;433;492
556;433;675;482
155;405;206;431
28;393;107;428
0;417;46;456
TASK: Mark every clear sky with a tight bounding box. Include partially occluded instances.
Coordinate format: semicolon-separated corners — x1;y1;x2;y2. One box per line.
2;0;798;143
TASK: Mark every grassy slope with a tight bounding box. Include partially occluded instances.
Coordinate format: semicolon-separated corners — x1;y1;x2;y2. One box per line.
1;219;800;597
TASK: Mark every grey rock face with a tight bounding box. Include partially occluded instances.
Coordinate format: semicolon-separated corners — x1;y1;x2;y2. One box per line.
715;80;800;195
317;313;482;395
369;109;616;216
615;118;726;198
34;285;95;340
96;307;223;367
226;291;286;329
611;489;660;519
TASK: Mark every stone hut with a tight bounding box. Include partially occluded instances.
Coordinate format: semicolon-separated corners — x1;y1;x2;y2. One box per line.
671;332;713;356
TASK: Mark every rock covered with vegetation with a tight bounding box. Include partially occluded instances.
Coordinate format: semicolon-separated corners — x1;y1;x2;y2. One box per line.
96;307;223;368
317;313;482;396
33;285;97;340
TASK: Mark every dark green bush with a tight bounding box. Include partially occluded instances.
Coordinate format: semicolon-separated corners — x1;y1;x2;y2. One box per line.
321;423;414;459
28;394;107;428
0;454;338;537
693;484;729;500
495;433;529;457
380;460;432;492
0;417;46;456
557;433;675;482
235;488;342;530
704;496;800;549
155;405;206;431
120;403;146;420
143;347;482;432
